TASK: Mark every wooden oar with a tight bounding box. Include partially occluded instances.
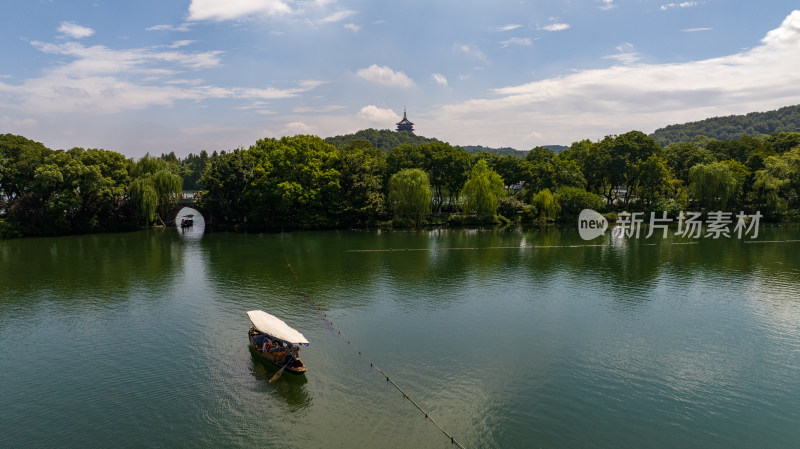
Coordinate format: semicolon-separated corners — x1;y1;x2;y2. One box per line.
269;359;291;383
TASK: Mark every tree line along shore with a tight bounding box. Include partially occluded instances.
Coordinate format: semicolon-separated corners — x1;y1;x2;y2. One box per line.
1;128;799;238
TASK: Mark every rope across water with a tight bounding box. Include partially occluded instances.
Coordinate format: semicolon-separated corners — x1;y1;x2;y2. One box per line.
280;232;467;449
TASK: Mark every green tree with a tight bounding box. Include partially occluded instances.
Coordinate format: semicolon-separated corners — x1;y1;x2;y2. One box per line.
531;189;558;222
128;177;158;222
423;142;470;209
719;159;750;208
688;162;738;210
706;136;767;165
766;132;800;154
388;168;431;224
461;159;504;217
1;136;138;236
664;142;716;183
635;155;671;208
128;154;182;225
524;147;557;192
200;149;257;226
335;140;387;225
386;144;426;175
0;134;49;201
245;135;341;228
751;147;800;216
179;150;209;190
560;139;612;199
555;186;604;218
608;131;664;206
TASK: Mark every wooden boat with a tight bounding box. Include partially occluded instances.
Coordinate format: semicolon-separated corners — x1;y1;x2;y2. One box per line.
247;310;309;375
180;215;194;228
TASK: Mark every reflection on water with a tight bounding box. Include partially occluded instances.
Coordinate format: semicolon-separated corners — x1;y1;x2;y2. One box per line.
249;351;312;410
177;206;206;243
1;225;800;448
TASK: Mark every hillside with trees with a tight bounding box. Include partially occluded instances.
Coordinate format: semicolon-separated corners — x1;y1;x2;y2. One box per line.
4;110;800;237
325;128;542;155
650;104;800;146
325;128;438;152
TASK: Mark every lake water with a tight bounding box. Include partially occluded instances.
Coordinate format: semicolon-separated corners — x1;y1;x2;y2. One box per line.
2;213;800;448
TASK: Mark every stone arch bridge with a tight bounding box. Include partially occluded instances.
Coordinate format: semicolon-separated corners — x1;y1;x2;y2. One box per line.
165;197;204;226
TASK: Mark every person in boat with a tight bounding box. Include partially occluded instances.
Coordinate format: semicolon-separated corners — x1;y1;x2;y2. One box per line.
284;345;296;367
261;337;272;354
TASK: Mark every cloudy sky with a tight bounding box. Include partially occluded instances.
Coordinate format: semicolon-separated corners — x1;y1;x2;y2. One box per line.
1;0;799;157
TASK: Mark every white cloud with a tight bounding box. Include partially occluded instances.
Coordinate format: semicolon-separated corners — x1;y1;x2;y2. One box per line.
357;105;400;123
181;124;245;135
239;80;325;99
426;10;800;151
344;23;360;32
168;40;196;48
432;73;448;86
0;115;38;130
356;64;415;87
457;44;488;63
682;27;712;32
318;10;355;23
762;10;800;47
500;37;532;48
599;0;616;10
293;104;345;113
281;121;314;135
0;40;322;115
661;2;698;11
542;23;570;32
604;42;640;65
31;41;223;74
493;24;522;32
146;23;191;32
58;22;94;39
188;0;292;21
237;86;311;100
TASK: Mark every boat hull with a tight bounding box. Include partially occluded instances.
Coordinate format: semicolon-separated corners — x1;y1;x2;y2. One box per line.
248;330;308;375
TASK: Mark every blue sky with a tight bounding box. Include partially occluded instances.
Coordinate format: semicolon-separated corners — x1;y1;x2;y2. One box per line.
1;0;799;157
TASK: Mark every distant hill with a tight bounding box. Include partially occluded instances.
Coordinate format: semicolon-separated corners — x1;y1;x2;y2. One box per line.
325;128;571;157
461;145;521;156
461;144;566;157
325;128;438;151
650;104;800;146
542;145;567;154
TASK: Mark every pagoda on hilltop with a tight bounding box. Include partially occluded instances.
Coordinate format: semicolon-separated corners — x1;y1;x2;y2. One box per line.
396;108;414;133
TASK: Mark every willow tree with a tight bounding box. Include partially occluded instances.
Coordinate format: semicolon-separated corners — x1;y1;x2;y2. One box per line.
688;162;738;210
128;177;158;222
531;189;558;223
461;159;504;217
388;168;431;225
752;147;800;216
128;155;182;224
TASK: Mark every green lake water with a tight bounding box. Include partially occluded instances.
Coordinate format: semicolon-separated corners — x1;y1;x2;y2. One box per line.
2;213;800;448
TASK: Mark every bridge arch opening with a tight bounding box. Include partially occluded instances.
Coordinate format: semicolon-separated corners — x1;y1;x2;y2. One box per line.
165;197;205;227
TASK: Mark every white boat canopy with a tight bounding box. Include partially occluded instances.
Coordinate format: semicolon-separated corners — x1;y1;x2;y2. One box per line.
247;310;310;346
